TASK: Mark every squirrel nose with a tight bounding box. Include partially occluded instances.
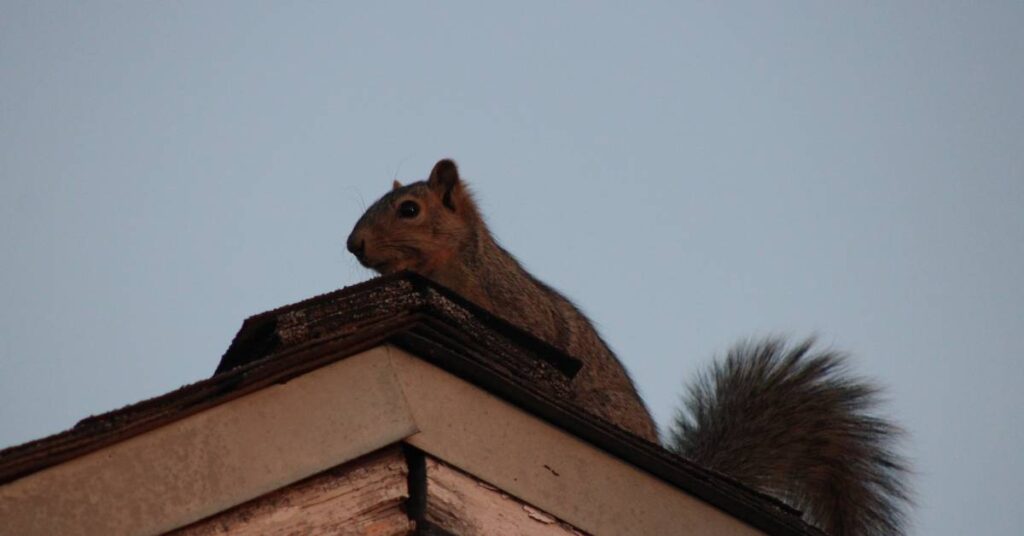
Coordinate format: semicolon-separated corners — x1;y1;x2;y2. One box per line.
346;234;366;258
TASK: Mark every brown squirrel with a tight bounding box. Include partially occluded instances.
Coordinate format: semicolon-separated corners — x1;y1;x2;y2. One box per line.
347;159;910;536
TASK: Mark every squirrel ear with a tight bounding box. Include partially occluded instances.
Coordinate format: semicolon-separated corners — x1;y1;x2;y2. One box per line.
392;180;402;191
427;159;460;210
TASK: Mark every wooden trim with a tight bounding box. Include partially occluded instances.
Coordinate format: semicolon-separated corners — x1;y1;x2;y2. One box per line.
0;349;418;536
2;345;797;536
386;348;765;536
424;454;586;535
169;446;413;536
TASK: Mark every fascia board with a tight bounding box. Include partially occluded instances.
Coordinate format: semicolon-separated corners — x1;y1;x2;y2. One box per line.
386;347;764;536
0;348;417;536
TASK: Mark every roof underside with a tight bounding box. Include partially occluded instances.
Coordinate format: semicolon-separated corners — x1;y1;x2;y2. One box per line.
0;272;821;535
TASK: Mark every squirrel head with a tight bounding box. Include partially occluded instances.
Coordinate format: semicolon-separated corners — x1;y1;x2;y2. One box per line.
347;159;481;277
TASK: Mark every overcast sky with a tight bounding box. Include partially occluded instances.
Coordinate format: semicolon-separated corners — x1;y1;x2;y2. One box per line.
2;3;1022;534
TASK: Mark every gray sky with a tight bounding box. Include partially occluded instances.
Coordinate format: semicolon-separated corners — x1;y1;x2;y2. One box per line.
2;3;1021;534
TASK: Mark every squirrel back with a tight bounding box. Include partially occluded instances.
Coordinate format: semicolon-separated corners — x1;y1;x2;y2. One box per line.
347;159;911;535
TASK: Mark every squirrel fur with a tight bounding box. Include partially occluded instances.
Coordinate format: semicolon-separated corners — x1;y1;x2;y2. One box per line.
347;159;910;535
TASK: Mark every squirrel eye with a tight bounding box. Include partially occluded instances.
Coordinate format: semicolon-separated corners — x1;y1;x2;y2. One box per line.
397;200;420;219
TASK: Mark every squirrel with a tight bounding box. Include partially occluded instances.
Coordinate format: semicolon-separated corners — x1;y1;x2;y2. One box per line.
346;159;910;536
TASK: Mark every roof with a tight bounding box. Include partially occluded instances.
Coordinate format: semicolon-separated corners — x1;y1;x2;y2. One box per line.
0;272;822;535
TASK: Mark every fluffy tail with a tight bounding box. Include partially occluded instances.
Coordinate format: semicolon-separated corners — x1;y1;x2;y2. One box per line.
667;338;911;536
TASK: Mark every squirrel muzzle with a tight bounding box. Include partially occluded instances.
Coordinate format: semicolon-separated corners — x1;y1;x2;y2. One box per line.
346;233;366;260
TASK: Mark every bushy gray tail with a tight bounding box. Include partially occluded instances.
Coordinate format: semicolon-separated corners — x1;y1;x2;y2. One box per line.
668;338;911;536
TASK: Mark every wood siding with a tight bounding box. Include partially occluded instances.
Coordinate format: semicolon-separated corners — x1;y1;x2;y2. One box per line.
425;456;586;535
170;447;412;536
